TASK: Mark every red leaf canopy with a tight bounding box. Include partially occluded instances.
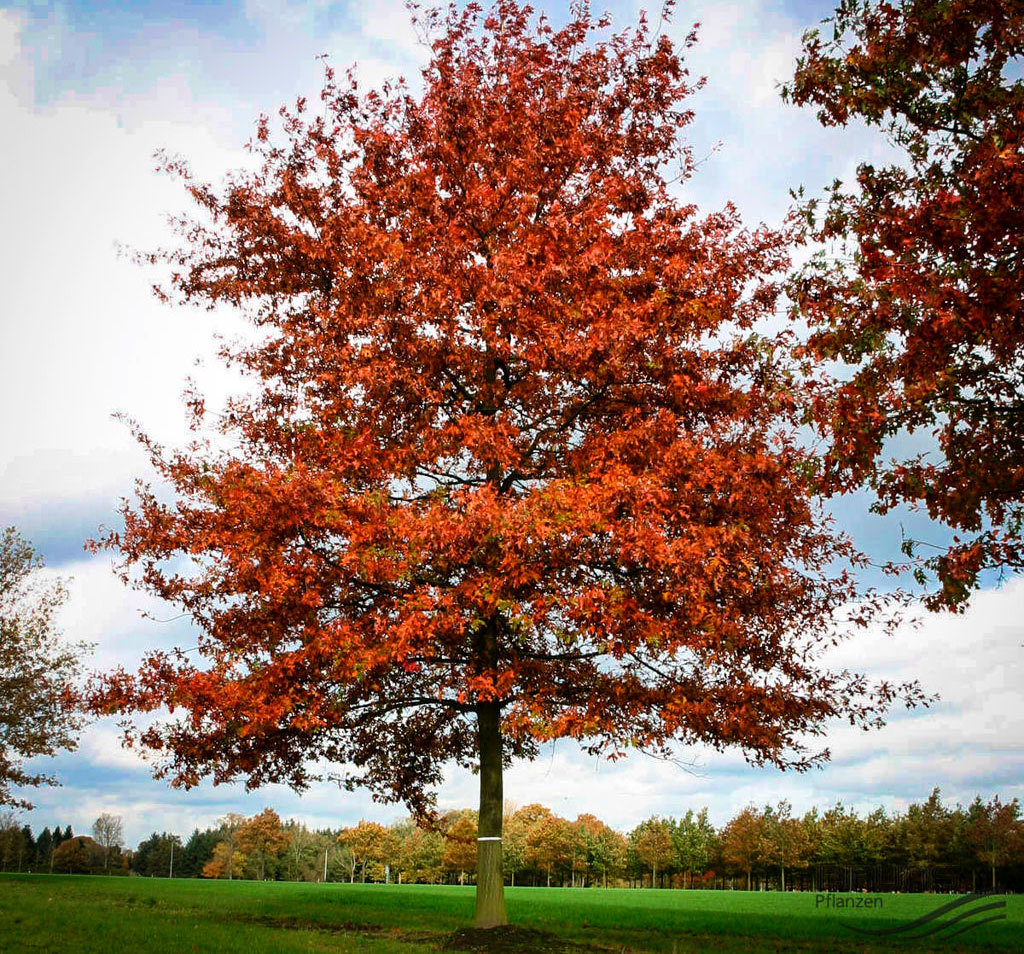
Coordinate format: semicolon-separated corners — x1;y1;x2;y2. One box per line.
786;0;1024;608
93;1;921;816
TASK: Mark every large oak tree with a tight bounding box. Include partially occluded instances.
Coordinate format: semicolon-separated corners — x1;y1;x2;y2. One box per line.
92;1;922;928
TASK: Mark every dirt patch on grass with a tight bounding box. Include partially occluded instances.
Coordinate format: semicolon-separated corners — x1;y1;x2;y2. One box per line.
440;925;607;954
235;913;615;953
235;913;383;934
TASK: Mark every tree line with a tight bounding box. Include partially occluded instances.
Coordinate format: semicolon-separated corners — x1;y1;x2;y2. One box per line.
4;789;1021;892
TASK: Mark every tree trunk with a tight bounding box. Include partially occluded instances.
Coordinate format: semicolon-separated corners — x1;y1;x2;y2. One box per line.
473;701;507;928
781;865;785;892
992;862;996;891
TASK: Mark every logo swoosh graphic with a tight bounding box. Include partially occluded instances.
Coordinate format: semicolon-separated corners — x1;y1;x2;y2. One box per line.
898;901;1007;940
842;894;1007;938
942;912;1010;940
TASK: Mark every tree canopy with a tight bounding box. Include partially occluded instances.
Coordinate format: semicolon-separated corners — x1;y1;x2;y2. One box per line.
784;0;1024;609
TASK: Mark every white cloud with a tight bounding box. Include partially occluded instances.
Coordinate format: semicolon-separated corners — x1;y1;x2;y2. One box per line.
43;556;200;671
622;0;902;230
353;0;425;61
77;723;152;773
0;28;255;514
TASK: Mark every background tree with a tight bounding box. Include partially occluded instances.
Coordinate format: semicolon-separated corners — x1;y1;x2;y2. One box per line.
966;795;1023;890
133;832;181;878
50;825;71;872
237;808;289;881
583;815;627;888
283;819;319;881
16;824;34;873
632;817;675;888
0;812;22;872
721;806;764;890
527;813;576;888
504;802;552;886
812;802;891;890
338;820;397;884
572;813;615;888
179;826;220;878
92;813;124;875
501;805;531;886
442;811;479;885
90;0;924;929
319;829;354;883
52;835;104;875
673;808;717;889
899;788;955;887
34;826;53;873
394;818;444;884
568;814;596;887
0;527;89;807
202;840;246;880
784;0;1024;609
758;800;810;891
213;813;247;880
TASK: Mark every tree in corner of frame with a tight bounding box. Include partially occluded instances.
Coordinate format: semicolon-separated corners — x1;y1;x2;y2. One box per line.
90;0;925;929
784;0;1024;610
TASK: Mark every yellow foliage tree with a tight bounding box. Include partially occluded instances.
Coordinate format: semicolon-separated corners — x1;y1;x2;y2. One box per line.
237;808;289;881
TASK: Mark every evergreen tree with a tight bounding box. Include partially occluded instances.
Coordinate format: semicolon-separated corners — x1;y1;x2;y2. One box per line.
133;832;181;877
34;826;52;871
18;825;33;872
178;827;221;879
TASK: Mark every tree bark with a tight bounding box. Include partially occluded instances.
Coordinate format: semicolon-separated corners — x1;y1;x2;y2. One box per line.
474;701;507;928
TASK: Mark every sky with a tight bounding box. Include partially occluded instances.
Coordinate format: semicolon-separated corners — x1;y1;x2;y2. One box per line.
1;0;1021;849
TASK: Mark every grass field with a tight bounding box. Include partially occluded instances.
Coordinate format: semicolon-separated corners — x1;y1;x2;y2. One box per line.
1;875;1021;953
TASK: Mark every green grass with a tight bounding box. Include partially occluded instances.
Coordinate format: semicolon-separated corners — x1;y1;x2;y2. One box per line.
1;875;1021;953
